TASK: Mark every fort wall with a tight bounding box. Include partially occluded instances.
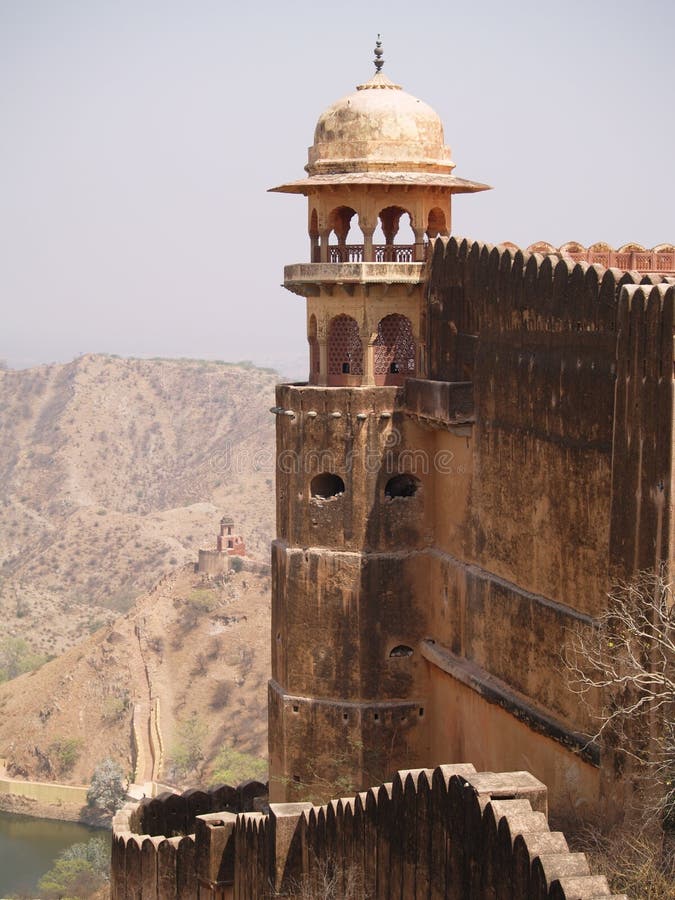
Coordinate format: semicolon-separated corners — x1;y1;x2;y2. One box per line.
111;765;625;899
196;550;231;578
0;776;89;806
269;236;674;817
419;237;675;820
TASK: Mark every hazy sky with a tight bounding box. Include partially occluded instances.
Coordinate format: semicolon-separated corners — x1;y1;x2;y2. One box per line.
2;0;674;375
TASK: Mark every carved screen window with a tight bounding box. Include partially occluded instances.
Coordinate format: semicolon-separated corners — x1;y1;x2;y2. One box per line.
328;315;363;376
374;314;416;376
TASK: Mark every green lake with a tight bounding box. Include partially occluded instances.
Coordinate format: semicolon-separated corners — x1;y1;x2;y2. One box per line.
0;811;107;897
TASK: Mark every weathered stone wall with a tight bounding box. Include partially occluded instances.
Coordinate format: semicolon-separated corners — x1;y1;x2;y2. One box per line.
111;781;266;900
610;282;674;576
197;550;230;577
413;238;675;817
0;776;89;806
426;238;674;593
270;235;674;819
427;237;625;613
111;765;626;899
271;385;435;801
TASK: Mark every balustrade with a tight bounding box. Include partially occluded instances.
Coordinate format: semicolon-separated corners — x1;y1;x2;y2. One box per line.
328;245;364;263
564;248;675;274
325;243;427;264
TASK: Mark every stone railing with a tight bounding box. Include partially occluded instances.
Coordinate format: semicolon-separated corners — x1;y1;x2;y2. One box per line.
111;765;626;899
327;243;426;263
514;241;675;275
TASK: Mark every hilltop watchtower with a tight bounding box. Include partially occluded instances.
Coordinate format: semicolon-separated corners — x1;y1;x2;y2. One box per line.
268;41;488;802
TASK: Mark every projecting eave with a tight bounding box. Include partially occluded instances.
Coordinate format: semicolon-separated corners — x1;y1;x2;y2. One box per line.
268;172;492;195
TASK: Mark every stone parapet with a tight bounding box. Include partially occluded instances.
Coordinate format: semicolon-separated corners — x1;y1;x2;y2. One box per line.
111;765;625;899
284;261;425;296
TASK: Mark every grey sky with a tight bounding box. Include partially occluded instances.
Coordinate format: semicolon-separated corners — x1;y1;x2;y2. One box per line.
2;0;674;375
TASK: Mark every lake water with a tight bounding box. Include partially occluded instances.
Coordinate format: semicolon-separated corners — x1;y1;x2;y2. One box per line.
0;811;107;897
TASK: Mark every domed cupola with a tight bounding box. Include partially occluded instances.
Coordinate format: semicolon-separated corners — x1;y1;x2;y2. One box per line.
308;67;455;176
271;37;488;195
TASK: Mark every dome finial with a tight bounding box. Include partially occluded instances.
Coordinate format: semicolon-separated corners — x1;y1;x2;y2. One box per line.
373;34;384;73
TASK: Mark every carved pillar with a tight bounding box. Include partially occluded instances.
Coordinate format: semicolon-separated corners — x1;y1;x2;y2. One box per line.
319;229;330;263
362;224;375;262
317;316;328;386
361;317;376;387
310;234;320;263
413;227;426;261
318;340;328;386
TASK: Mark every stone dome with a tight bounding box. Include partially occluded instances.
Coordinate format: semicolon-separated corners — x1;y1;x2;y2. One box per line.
306;72;455;177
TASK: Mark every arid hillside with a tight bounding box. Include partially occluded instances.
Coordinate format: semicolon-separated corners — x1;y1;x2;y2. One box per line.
0;354;277;656
0;563;270;790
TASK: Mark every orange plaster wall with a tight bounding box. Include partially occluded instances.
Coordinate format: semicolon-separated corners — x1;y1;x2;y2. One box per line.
427;665;600;818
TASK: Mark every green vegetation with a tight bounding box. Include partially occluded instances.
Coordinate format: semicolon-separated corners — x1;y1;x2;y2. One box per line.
209;745;267;787
179;588;220;630
102;691;131;722
38;837;110;899
87;758;127;813
230;556;244;573
0;636;48;682
49;738;82;776
187;588;219;611
170;713;207;779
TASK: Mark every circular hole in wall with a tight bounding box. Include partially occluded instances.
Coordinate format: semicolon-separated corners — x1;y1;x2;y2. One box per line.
384;473;420;499
310;472;345;500
389;645;414;658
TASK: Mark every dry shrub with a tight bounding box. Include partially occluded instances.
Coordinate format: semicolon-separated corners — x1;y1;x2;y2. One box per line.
569;826;674;899
284;857;368;899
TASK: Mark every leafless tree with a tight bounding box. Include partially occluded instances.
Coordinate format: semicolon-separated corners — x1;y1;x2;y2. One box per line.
564;569;674;827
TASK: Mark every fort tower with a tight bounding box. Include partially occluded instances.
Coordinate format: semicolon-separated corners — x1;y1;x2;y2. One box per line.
268;41;488;802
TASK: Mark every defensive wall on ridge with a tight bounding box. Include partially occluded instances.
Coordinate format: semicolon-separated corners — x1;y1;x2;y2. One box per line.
111;765;626;898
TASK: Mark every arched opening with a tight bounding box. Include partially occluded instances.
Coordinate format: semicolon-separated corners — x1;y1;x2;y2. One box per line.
427;207;447;240
328;314;363;385
389;645;414;658
309;209;320;263
308;314;319;384
310;472;345;500
395;212;415;243
385;473;420;499
373;206;415;262
328;206;363;262
374;314;416;385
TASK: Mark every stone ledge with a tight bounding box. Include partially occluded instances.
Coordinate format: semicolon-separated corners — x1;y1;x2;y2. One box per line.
420;639;599;766
403;377;475;426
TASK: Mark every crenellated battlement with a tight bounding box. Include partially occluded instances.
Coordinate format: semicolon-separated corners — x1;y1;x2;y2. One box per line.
427;236;674;361
111;765;626;899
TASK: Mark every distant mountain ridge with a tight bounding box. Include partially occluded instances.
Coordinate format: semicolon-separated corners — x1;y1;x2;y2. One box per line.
0;353;277;656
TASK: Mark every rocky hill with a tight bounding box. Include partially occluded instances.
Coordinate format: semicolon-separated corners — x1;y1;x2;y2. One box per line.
0;354;277;657
0;563;270;791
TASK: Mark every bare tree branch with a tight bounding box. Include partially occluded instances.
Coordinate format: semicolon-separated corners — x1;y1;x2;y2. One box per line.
564;569;675;826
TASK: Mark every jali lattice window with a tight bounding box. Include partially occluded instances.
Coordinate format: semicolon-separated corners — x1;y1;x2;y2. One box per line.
328;315;363;375
374;314;415;376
